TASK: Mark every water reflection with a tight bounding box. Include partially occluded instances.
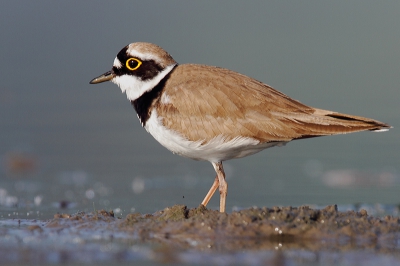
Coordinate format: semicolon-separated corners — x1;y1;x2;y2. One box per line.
1;207;400;265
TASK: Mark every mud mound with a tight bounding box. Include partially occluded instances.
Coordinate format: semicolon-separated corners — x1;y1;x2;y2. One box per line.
47;204;400;251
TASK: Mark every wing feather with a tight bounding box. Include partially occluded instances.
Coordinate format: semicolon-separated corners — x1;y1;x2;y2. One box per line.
155;64;390;143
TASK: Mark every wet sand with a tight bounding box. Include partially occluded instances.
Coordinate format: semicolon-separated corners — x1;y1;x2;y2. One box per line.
48;204;400;252
1;204;400;265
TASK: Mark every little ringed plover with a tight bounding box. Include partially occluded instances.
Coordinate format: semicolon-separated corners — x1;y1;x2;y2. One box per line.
90;42;391;213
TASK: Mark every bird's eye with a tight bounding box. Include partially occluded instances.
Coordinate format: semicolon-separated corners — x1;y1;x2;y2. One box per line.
126;58;142;71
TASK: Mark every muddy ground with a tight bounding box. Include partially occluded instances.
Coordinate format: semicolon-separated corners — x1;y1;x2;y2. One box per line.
48;204;400;252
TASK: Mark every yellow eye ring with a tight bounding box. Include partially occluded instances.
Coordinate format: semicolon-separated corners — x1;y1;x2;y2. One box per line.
126;58;142;71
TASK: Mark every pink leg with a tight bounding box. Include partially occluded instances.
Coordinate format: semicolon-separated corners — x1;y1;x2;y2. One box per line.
201;175;219;207
212;162;228;213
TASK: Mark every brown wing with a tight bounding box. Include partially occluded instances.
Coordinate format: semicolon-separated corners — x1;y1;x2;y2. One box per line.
155;64;390;143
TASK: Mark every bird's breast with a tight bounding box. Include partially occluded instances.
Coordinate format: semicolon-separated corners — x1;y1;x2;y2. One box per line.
144;108;286;162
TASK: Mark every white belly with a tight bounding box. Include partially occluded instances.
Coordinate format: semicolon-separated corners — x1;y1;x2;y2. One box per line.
144;110;286;162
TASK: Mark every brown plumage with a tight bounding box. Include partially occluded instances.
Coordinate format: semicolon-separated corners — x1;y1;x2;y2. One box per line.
155;64;390;144
90;42;391;213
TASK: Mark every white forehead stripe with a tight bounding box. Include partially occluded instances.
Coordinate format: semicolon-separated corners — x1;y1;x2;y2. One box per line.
126;47;163;62
113;57;122;68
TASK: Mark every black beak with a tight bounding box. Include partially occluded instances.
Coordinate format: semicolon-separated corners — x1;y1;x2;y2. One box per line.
89;70;115;84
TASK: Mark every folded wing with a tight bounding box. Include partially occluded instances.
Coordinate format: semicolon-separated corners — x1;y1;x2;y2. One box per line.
156;64;391;144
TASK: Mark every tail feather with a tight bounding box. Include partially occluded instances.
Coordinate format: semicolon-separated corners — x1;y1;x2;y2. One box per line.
325;113;391;131
292;108;391;140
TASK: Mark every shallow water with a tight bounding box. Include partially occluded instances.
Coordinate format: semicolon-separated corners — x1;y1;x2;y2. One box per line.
1;78;399;265
1;204;400;265
1;1;400;265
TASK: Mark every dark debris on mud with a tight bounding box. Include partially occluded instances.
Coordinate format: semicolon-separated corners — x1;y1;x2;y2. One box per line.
46;204;400;251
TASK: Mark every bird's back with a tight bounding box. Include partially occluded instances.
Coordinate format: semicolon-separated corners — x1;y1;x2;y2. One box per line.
154;64;390;144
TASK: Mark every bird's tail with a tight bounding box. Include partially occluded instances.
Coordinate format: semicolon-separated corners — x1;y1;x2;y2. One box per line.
292;108;391;139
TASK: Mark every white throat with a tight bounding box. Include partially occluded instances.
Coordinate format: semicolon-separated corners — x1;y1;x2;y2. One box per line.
111;64;176;101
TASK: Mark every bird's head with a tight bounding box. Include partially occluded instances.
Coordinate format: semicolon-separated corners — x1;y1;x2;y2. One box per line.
90;42;177;101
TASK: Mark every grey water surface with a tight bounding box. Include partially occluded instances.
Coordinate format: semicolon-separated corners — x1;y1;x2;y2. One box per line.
1;1;399;265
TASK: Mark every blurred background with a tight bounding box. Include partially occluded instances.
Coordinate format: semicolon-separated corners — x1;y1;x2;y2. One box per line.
1;1;399;219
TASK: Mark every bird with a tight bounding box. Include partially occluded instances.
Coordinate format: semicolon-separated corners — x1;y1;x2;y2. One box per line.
90;42;391;213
